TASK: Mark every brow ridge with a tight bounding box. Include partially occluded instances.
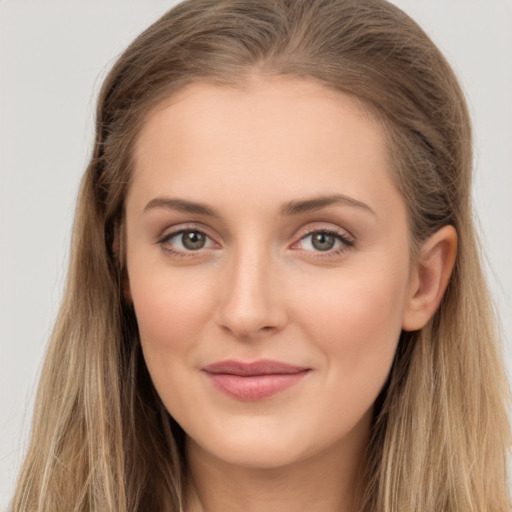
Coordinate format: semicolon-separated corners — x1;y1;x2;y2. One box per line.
281;194;374;216
144;197;220;217
144;193;374;218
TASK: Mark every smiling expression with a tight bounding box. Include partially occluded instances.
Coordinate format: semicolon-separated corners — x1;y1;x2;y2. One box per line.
124;77;416;469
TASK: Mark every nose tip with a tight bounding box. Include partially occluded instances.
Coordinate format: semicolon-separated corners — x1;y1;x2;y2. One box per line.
215;254;287;340
217;292;285;340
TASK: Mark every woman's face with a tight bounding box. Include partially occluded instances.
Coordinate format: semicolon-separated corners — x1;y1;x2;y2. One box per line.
124;77;416;469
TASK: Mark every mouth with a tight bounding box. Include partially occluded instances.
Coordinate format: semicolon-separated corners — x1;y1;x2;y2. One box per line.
201;359;311;401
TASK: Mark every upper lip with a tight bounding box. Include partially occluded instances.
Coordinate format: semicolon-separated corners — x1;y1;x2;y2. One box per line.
202;359;310;376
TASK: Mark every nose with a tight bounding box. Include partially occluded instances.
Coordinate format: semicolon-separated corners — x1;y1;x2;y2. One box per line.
215;247;288;340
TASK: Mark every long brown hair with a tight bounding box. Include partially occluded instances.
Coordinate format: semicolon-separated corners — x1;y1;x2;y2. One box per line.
13;0;510;510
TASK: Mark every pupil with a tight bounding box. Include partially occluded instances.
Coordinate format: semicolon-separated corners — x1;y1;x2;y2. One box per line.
312;233;335;251
182;231;205;250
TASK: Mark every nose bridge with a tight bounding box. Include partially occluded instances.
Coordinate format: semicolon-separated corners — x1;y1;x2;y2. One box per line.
216;241;285;338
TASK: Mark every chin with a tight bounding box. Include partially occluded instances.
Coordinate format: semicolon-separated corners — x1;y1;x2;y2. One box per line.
186;417;339;470
194;438;309;470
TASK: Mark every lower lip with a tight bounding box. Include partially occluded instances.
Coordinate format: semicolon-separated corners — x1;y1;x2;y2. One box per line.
203;371;310;401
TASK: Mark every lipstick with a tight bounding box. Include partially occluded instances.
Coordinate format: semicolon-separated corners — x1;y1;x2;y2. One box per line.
201;359;311;400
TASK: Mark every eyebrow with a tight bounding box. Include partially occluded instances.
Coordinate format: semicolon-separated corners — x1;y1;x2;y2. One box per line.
144;197;221;217
143;193;375;218
281;194;375;217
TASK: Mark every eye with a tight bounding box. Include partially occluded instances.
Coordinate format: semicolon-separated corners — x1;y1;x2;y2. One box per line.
304;232;338;251
159;229;217;254
296;229;354;253
177;230;208;250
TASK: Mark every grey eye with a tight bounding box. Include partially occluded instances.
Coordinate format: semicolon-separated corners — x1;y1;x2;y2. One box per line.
310;232;336;251
181;231;206;250
160;228;218;255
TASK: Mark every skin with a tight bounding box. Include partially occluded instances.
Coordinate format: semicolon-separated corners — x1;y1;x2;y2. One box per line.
124;77;456;512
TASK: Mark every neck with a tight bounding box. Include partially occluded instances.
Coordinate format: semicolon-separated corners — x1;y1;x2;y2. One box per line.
184;417;369;512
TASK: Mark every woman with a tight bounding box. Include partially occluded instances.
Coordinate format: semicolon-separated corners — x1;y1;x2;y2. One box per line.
12;0;511;510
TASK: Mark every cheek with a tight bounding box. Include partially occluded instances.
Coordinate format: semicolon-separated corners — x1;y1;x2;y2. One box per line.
129;266;216;353
295;261;408;387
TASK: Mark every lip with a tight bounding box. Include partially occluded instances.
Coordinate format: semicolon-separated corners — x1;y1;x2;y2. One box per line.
201;359;311;401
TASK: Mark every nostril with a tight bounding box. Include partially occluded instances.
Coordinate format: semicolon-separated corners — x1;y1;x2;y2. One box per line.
219;322;278;339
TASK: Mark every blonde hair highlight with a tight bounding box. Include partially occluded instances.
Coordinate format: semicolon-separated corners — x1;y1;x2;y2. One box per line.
13;0;510;510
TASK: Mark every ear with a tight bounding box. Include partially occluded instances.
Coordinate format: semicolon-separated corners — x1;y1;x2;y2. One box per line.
402;225;457;331
122;269;132;302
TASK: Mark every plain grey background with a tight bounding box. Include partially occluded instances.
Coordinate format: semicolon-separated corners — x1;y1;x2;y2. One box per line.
1;1;511;508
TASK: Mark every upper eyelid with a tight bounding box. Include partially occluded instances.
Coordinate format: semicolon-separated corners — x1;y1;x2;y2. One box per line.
294;224;355;242
157;223;217;242
294;230;354;249
300;227;350;238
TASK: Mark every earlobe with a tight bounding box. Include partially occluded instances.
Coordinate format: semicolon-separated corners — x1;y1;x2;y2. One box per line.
123;270;132;302
402;225;457;331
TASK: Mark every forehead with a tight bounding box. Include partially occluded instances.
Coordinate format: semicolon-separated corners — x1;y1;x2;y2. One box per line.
128;77;400;220
135;76;383;153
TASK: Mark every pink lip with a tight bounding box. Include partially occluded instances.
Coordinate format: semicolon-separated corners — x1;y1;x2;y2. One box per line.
201;359;311;401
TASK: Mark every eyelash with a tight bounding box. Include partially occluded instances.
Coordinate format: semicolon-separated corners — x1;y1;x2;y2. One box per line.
156;227;355;258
